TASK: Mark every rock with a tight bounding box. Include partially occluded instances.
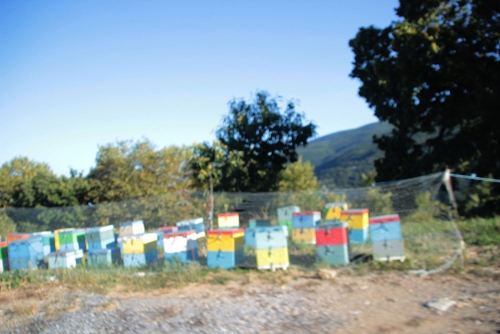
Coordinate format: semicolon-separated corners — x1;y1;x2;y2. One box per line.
317;269;337;280
424;298;457;312
133;272;146;278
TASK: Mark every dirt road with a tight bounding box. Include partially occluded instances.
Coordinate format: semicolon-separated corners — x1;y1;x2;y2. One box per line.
1;270;499;333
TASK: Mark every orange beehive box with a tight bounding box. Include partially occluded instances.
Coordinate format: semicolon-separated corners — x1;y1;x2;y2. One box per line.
7;233;30;243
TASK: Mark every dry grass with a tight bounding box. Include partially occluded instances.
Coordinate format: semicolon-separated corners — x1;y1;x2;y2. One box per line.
7;300;39;317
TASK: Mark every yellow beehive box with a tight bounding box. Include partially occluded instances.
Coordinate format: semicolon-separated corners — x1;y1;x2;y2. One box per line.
54;228;75;251
325;202;349;220
292;228;316;244
207;229;244;252
340;209;369;230
217;212;239;228
121;233;158;254
256;247;289;267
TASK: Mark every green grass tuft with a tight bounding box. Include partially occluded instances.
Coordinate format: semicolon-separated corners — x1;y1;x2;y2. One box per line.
460;217;500;246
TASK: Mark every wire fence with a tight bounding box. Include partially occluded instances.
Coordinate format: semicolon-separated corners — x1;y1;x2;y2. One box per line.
1;172;464;273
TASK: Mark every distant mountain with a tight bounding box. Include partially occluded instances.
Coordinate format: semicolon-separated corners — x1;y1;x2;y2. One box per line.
298;122;393;188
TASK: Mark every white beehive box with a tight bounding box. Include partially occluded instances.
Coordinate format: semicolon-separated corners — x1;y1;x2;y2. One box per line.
48;249;83;269
119;220;145;237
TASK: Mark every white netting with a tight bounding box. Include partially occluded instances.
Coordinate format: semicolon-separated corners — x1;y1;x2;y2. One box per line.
2;172;463;272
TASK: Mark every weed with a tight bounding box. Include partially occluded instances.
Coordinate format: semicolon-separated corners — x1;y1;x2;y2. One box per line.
460;217;500;246
8;300;38;316
209;273;232;285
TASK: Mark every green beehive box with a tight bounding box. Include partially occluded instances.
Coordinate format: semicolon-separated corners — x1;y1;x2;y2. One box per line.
42;234;54;247
59;230;86;244
0;243;8;259
248;219;271;228
279;221;293;234
0;242;9;272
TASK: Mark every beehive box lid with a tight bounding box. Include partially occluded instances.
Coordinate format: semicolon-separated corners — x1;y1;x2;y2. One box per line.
207;228;244;236
176;218;203;225
163;230;196;238
317;222;349;229
217;212;239;218
292;211;321;216
86;225;114;233
31;231;53;236
118;232;157;243
341;209;369;215
369;214;400;224
158;226;178;232
120;220;144;227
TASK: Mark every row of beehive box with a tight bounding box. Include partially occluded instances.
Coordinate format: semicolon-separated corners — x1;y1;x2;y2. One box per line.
0;218;206;271
245;212;406;265
0;210;405;272
313;214;406;264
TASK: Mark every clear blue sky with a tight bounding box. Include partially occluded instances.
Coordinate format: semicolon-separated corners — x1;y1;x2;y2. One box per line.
0;0;399;176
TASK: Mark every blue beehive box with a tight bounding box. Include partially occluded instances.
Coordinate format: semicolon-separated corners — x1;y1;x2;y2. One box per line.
123;250;158;268
207;249;244;270
164;248;199;263
244;228;257;247
348;228;369;244
9;257;43;271
292;212;322;229
369;222;402;242
369;215;403;242
255;226;288;249
8;237;44;270
87;240;116;251
31;232;55;258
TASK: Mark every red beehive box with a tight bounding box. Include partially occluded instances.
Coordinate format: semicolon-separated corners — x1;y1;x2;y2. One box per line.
315;222;349;246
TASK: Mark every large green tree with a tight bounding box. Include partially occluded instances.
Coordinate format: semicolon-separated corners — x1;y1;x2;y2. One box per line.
0;157;89;208
87;140;192;203
349;0;499;213
216;91;317;192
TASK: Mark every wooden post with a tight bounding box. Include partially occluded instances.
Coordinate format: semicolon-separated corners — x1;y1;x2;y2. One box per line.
209;172;214;231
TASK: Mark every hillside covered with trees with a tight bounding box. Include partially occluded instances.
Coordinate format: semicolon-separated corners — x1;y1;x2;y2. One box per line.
299;122;393;188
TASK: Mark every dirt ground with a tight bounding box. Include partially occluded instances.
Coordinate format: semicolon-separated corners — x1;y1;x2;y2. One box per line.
0;269;499;333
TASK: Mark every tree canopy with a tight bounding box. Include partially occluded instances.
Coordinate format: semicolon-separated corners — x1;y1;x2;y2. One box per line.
349;0;499;213
0;157;89;208
189;140;246;192
87;140;192;203
216;91;317;192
